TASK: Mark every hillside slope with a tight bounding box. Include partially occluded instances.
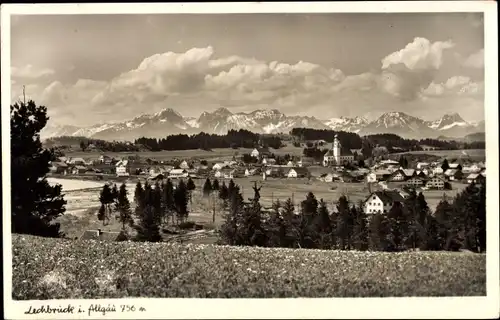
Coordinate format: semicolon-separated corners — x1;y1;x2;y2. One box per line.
12;234;486;299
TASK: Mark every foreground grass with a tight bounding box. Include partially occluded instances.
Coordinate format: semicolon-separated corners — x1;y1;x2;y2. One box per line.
12;234;486;299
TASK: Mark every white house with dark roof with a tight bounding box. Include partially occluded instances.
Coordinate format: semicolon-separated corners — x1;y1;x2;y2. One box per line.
364;190;406;215
323;134;355;167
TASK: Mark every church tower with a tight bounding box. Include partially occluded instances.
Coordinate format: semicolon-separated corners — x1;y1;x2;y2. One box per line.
332;134;341;165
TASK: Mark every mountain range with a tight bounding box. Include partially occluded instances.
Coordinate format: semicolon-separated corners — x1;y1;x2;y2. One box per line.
41;108;485;141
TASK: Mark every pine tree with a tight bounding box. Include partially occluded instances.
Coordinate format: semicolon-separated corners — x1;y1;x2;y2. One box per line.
316;199;332;249
218;181;230;207
98;184;114;225
174;179;189;223
434;196;457;250
202;178;212;197
219;186;244;245
134;181;162;242
115;183;133;231
163;179;175;225
386;201;409;251
134;181;144;218
238;182;266;247
212;178;220;191
282;198;299;248
11;100;67;237
441;159;450;172
352;203;369;251
153;181;164;225
336;195;351;250
300;192;320;248
186;177;196;205
111;184;119;202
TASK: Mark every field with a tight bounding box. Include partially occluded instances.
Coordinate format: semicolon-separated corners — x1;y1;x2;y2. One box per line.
65;145;305;162
49;177;469;241
394;149;486;161
11;234;486;299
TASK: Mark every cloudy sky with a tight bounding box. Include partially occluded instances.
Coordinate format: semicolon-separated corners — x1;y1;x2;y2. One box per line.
10;13;485;126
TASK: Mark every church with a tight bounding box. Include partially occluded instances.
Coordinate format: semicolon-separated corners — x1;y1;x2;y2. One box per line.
323;134;355;167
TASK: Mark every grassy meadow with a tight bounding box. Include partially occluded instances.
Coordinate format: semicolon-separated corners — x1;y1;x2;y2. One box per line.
12;234;486;299
394;149;486;161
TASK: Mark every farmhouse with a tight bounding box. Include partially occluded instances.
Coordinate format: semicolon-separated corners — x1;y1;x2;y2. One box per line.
364;190;406;215
286;161;296;167
444;169;463;181
466;173;486;184
71;165;88;175
68;157;86;165
406;177;426;188
286;167;310;178
462;164;482;174
212;162;227;171
98;155;112;164
373;169;392;181
49;162;69;174
387;169;410;182
115;160;130;177
366;172;377;183
262;158;276;165
448;163;463;171
265;167;283;178
251;147;271;159
169;169;188;179
432;166;444;175
416;162;430;170
426;177;445;190
179;160;190;170
323;134;355;167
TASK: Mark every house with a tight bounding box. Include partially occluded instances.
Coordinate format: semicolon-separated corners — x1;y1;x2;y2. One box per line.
416;162;430;170
379;160;400;167
432;166;444;175
299;157;315;167
286;161;296;167
406;177;426;188
466;173;486;184
212;162;227;171
387;169;410;182
320;172;341;182
426;177;445;190
49;162;69;174
150;173;165;181
169;169;189;179
286;167;310;178
220;168;236;179
79;229;122;241
421;145;438;151
71;165;87;175
68;157;86;165
179;160;190;170
262;158;276;165
462;164;482;174
115;160;130;177
251;147;272;159
448;163;463;171
323;134;355;167
416;170;429;178
98;155;112;164
265;167;283;178
366;172;377;183
373;169;392;181
364;190;406;215
444;169;463;181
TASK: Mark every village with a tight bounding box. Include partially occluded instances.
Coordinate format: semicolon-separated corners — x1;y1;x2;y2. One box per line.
48;134;486;215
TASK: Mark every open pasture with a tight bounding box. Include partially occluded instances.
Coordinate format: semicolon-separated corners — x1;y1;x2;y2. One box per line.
394;149;486;161
12;234;486;299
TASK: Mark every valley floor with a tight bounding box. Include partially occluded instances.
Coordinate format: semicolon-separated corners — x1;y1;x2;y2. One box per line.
11;234;486;299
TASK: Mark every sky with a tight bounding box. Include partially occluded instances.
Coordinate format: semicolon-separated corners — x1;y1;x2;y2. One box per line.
10;12;485;127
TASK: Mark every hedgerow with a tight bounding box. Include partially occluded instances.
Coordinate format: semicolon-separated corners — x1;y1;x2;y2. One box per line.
12;234;485;299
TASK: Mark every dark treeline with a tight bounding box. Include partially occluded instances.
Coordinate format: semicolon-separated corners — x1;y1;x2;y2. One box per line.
290;128;363;149
97;177;196;241
216;179;486;253
419;138;485;150
135;129;261;151
45;136;141;152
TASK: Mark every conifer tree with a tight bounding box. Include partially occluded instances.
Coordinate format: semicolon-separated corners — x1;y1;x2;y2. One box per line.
162;179;175;225
316;199;332;249
115;183;133;231
186;177;196;205
98;184;114;225
202;178;212;197
300;192;320;248
134;181;144;218
386;201;409;251
336;195;351;250
238;182;266;246
218;181;230;207
11;100;67;237
212;178;220;191
352;203;369;251
219;185;244;245
282;198;298;248
174;179;189;223
134;181;162;242
441;159;450;172
434;196;457;250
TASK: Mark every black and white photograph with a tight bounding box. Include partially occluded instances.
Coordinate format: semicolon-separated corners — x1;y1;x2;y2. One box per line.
2;2;498;319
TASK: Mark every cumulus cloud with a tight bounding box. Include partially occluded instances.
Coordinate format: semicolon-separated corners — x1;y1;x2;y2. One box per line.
381;37;455;70
461;49;484;68
420;76;484;97
11;64;55;80
12;40;484;125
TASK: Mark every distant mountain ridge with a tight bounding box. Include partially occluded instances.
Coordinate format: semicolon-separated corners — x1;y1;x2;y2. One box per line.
41;108;486;141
